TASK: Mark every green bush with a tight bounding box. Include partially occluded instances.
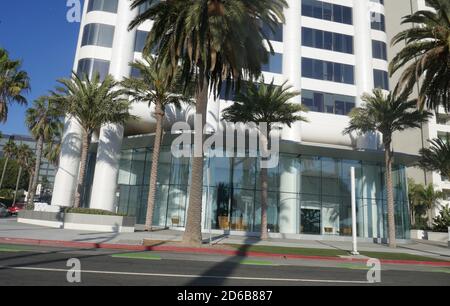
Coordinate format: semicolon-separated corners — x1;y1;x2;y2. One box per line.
411;217;432;231
432;205;450;232
63;207;126;217
25;203;34;211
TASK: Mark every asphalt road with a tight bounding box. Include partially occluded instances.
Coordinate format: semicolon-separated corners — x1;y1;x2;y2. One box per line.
0;245;449;286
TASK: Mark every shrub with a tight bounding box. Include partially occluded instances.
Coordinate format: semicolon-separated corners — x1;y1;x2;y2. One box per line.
432;205;450;232
63;207;126;217
26;203;35;211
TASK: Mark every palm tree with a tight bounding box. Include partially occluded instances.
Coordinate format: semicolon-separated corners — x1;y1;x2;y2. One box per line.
43;121;64;167
129;0;288;246
407;178;427;226
51;73;134;208
0;48;30;122
122;56;192;231
14;144;33;205
418;184;444;227
25;96;63;205
344;89;432;248
222;80;308;239
0;140;17;190
389;0;450;111
418;138;450;179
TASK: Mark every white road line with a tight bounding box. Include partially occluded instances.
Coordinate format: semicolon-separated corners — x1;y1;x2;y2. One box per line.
0;266;369;284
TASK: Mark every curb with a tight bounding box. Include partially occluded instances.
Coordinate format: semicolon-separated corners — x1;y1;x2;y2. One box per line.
1;237;450;267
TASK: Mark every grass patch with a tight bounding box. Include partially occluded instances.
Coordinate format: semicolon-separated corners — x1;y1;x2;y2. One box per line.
227;245;347;257
239;259;276;266
359;251;447;262
111;252;161;261
0;244;31;252
336;263;370;270
227;245;448;262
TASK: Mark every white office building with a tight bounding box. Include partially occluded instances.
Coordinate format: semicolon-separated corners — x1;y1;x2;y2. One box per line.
52;0;413;240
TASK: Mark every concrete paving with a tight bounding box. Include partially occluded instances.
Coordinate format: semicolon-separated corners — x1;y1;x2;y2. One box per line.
1;217;449;261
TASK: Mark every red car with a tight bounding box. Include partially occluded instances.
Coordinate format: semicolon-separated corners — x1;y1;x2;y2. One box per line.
8;203;26;215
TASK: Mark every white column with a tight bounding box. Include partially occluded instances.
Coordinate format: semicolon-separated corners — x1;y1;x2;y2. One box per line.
88;0;138;212
51;1;89;207
354;0;374;103
353;0;378;150
51;118;83;207
279;159;300;234
89;124;125;211
281;0;302;143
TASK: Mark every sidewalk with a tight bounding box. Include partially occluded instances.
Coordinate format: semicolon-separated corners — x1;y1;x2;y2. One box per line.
1;217;449;264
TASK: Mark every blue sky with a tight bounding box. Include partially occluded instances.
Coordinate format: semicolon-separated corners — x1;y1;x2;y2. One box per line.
0;0;82;136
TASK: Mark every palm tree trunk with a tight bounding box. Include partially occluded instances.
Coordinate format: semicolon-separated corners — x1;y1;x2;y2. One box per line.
384;142;397;248
13;166;22;205
27;173;33;201
28;136;43;206
0;157;9;190
428;208;433;228
145;102;165;231
74;132;90;209
259;132;269;240
260;167;269;240
183;77;208;246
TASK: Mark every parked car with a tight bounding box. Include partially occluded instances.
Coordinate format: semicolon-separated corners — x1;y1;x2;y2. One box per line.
0;203;9;218
8;202;26;216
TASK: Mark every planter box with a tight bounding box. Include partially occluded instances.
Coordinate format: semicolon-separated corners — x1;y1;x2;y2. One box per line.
410;229;427;240
428;231;448;243
18;210;64;228
411;229;449;243
18;211;135;233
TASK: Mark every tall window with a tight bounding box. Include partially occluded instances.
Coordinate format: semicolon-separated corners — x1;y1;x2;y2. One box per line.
372;40;387;60
302;0;353;25
262;53;283;74
77;58;110;81
301;90;355;115
82;23;115;48
373;69;389;90
87;0;119;13
302;27;353;54
371;13;386;32
302;58;354;85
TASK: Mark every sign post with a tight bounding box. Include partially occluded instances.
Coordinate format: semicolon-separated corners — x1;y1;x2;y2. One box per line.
350;167;359;255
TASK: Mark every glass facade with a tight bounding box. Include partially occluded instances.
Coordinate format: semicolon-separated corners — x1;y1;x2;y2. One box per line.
113;143;410;239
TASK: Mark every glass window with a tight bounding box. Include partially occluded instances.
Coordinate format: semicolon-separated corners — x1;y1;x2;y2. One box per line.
82;23;115;48
87;0;118;13
371;13;386;32
302;58;354;85
374;69;389;90
301;90;355;116
77;58;110;81
262;22;283;42
300;194;321;234
301;0;353;25
372;40;387;60
302;27;353;54
262;53;283;74
134;30;149;53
